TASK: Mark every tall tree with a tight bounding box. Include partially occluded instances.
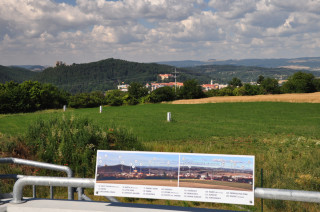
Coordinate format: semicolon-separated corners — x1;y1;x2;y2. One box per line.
228;77;243;87
281;72;316;93
178;79;205;99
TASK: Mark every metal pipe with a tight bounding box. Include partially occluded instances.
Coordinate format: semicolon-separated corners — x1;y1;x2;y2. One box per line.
11;176;94;204
0;158;73;200
105;196;120;203
50;186;54;199
0;174;24;179
81;194;92;201
32;185;36;198
77;187;83;200
11;176;320;205
255;187;320;203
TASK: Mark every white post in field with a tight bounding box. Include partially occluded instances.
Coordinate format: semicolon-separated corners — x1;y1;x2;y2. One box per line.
63;105;66;112
167;112;171;122
99;106;102;113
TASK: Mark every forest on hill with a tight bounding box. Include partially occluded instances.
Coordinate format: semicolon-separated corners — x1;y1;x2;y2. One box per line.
2;58;320;93
184;65;320;84
32;58;174;93
0;65;36;83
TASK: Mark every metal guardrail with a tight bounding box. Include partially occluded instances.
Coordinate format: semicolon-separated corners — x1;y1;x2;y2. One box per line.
0;158;74;200
11;176;94;204
9;176;320;204
255;187;320;203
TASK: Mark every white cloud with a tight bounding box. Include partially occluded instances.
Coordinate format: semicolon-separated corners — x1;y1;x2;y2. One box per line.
1;0;320;65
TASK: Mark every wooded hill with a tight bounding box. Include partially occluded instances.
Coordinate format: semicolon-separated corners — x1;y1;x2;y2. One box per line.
32;58;174;93
2;58;320;93
184;65;320;84
0;65;37;83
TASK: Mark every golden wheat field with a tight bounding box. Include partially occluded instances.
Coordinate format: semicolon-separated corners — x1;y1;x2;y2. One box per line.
171;92;320;104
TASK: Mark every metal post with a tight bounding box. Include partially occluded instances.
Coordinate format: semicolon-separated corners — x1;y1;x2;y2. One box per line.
50;186;54;199
167;112;171;122
99;106;102;113
261;168;263;212
32;185;36;198
77;187;83;200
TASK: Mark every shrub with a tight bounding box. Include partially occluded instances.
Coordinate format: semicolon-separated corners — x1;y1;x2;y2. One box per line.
150;86;176;103
177;79;205;99
105;90;125;106
24;115;143;176
281;71;316;93
69;91;105;108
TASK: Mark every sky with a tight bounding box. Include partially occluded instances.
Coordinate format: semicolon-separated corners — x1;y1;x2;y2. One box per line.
96;151;254;170
1;0;320;66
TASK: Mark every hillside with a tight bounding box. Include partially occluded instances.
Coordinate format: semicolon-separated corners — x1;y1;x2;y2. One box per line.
32;58;175;93
0;65;37;83
158;57;320;70
182;65;320;84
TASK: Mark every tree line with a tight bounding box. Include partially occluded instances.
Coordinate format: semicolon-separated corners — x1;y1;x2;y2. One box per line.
1;71;320;113
207;71;320;97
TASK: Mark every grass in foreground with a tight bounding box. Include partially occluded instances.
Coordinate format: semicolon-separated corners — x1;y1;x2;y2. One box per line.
1;102;320;211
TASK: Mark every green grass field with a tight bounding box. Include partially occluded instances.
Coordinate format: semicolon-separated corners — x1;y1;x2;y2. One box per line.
1;102;320;211
1;102;320;141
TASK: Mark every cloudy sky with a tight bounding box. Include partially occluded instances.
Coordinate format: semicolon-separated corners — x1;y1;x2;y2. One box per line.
1;0;320;66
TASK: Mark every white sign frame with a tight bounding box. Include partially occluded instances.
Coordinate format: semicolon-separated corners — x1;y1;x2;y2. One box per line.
94;150;255;205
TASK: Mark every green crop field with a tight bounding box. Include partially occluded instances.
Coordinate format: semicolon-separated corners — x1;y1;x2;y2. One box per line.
1;102;320;211
1;102;320;141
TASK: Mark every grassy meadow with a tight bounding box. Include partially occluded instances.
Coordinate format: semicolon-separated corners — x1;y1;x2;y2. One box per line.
1;102;320;211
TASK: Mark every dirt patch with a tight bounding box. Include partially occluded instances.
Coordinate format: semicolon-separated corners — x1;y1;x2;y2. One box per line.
171;92;320;104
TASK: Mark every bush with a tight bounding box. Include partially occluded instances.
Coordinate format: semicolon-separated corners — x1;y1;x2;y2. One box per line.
0;81;68;114
150;86;176;103
105;90;125;106
69;91;105;108
24;115;143;176
281;71;316;93
177;79;205;99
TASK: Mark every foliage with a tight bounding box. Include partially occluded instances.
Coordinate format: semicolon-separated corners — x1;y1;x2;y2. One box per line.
281;71;317;93
127;82;149;105
228;77;243;87
257;75;265;84
260;77;280;94
149;86;176;103
32;58;173;93
68;91;105;108
0;81;68;114
0;65;36;83
24;115;143;176
105;90;125;106
177;79;205;99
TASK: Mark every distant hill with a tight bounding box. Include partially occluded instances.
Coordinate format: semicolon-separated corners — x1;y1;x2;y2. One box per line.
11;65;48;72
32;58;175;93
0;65;37;83
158;57;320;70
2;58;320;93
183;65;320;84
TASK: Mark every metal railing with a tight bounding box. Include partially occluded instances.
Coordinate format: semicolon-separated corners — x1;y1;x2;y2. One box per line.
0;158;73;200
8;175;320;204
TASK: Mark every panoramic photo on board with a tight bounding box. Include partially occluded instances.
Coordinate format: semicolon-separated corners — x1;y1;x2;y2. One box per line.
96;151;254;191
96;151;180;187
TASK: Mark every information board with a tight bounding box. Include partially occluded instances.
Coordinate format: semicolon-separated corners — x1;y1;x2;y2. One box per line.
94;150;255;205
